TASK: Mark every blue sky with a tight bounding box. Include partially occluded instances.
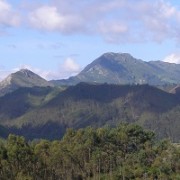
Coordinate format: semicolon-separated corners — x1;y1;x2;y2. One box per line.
0;0;180;80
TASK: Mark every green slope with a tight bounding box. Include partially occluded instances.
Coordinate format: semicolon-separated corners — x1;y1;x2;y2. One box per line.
0;83;179;141
0;86;61;124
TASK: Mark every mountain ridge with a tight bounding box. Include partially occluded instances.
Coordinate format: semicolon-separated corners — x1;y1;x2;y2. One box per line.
51;52;180;86
0;53;179;96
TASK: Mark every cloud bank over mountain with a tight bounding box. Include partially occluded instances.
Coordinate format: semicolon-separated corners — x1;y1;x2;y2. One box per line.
1;0;180;43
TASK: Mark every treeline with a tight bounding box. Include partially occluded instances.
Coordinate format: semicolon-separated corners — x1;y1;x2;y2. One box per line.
0;124;179;179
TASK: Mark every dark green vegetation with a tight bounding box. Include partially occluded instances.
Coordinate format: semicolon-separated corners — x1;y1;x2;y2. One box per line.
0;83;179;142
51;52;180;86
0;124;179;179
0;69;53;97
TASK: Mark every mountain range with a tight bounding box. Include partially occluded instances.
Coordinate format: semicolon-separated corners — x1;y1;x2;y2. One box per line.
51;52;180;86
0;52;179;141
0;52;179;97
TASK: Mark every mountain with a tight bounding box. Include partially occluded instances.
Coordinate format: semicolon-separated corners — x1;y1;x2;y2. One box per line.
0;83;179;141
51;52;180;86
0;54;179;141
0;69;53;96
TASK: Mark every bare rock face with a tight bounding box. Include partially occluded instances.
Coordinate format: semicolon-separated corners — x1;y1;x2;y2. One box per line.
0;69;53;96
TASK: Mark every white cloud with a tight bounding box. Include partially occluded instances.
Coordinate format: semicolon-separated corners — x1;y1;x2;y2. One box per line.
40;58;81;80
24;0;180;43
48;57;81;80
62;58;80;72
29;6;63;31
135;1;179;42
0;69;12;81
37;58;80;80
98;21;128;43
1;0;180;44
163;53;180;64
99;21;127;34
28;5;84;33
0;0;20;27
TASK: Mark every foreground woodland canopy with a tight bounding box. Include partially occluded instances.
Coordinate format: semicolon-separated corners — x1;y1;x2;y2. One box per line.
0;124;179;180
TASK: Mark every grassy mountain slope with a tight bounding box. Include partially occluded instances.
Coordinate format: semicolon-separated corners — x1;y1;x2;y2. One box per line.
51;52;180;85
0;83;179;141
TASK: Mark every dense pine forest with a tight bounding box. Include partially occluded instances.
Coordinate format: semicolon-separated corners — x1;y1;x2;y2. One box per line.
0;124;179;180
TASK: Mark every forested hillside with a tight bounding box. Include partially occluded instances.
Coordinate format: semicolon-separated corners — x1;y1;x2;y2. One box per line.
0;83;179;141
0;124;179;179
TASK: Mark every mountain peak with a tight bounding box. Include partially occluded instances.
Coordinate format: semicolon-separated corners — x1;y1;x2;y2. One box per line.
19;68;32;73
52;52;180;86
0;69;53;96
15;69;37;78
101;52;133;59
